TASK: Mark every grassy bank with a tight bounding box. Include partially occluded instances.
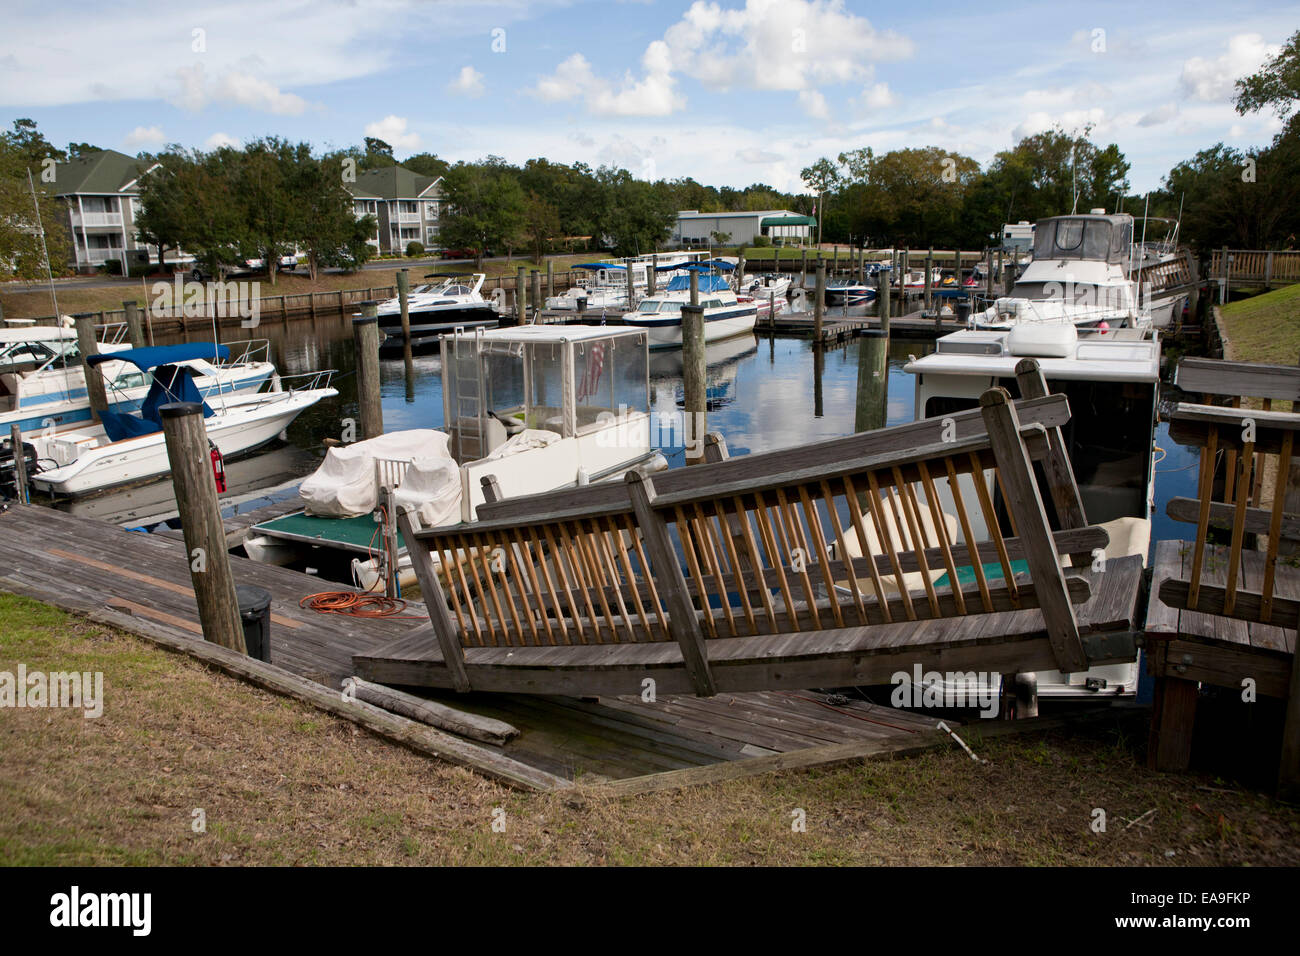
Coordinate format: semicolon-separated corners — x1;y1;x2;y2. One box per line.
0;254;593;321
2;592;1297;866
1219;283;1300;363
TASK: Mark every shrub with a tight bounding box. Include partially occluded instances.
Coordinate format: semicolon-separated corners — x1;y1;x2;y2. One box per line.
405;241;425;257
752;235;772;247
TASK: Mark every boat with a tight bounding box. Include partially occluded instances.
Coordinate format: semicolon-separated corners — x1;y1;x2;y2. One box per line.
2;325;275;435
1127;215;1190;329
621;269;758;349
823;278;876;306
544;253;702;312
904;318;1160;699
969;212;1153;331
743;273;792;300
374;273;498;352
27;343;337;497
242;325;665;592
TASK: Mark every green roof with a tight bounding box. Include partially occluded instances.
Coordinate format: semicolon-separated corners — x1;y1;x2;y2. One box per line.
761;215;816;228
53;149;155;196
349;165;441;201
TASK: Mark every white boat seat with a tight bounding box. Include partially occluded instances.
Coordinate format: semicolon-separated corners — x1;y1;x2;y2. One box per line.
1062;515;1150;568
829;506;960;595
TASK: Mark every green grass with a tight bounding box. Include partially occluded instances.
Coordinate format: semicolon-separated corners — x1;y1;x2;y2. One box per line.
3;591;1300;866
1219;283;1300;364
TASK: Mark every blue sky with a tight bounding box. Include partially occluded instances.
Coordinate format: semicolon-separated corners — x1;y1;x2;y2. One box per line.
1;0;1296;196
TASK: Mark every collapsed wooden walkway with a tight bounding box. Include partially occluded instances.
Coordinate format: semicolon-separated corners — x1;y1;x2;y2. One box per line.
0;503;1024;791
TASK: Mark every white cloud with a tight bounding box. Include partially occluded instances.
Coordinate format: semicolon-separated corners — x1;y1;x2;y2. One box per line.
164;63;308;115
1012;107;1107;141
857;81;896;111
1137;103;1177;127
737;146;781;163
123;125;164;148
533;43;683;116
448;66;485;98
532;0;911;116
204;131;240;149
1180;33;1278;102
798;89;829;119
364;115;420;151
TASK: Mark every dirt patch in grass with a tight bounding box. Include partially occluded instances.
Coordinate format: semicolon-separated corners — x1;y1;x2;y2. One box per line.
1;593;1297;866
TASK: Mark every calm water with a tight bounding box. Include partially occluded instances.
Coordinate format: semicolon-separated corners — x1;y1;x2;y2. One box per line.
53;314;1201;553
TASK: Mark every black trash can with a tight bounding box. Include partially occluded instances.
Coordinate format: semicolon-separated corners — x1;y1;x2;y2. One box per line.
236;584;272;662
956;300;972;324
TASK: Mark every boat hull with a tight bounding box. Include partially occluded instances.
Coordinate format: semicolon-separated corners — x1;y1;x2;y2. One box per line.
624;308;758;350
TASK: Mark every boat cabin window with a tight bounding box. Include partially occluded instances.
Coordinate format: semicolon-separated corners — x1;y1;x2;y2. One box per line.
638;300;661;313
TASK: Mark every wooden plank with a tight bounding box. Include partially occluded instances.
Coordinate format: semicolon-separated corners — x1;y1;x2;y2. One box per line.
1166;496;1300;539
1159;579;1300;632
343;676;518;745
980;390;1088;672
396;510;471;692
626;471;715;696
1176;357;1300;402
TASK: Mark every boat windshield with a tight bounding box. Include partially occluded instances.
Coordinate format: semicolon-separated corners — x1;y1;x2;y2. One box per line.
638;301;661;313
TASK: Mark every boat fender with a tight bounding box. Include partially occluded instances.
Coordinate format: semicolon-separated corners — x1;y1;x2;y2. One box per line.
209;440;227;493
576;467;590;486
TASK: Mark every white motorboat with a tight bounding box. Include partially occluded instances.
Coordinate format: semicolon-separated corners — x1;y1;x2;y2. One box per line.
1;326;275;437
744;273;792;301
621;271;758;349
374;273;498;351
544;253;702;311
242;325;665;592
1128;216;1190;329
970;212;1153;331
28;343;336;497
904;319;1161;699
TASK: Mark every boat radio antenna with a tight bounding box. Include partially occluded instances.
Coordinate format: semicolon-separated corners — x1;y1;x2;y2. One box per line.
28;166;71;395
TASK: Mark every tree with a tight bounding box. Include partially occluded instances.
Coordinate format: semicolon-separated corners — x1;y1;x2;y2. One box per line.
66;142;99;158
294;153;376;279
521;192;560;263
800;158;842;245
233;137;307;286
439;158;526;269
403;152;449;179
362;137;394;169
0;119;70;281
1236;30;1300;120
592;166;673;255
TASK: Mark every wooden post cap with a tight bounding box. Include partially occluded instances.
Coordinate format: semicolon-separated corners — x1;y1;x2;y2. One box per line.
1014;357;1040;376
978;386;1012;408
352;314;379;326
72;311;94;319
159;401;205;419
357;300;379;309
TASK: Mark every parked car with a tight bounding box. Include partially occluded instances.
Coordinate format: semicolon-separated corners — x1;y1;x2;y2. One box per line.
442;247;493;260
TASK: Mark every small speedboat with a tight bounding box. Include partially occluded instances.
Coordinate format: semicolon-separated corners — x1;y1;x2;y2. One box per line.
621;270;758;349
375;273;498;351
28;343;337;497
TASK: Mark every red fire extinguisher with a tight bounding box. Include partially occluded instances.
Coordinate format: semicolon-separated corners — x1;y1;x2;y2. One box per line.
208;440;227;493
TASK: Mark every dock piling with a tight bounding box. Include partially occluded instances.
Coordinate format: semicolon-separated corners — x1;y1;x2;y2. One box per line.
353;304;383;441
681;302;706;461
625;258;635;313
515;266;527;324
160;402;247;654
877;263;891;336
649;254;658;295
853;332;888;432
531;270;542;321
924;248;933;313
72;313;108;421
814;257;825;339
9;423;29;504
546;259;554;300
397;269;412;361
122;300;145;348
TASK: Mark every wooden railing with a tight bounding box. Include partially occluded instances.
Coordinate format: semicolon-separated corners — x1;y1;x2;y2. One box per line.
400;373;1108;695
1207;248;1300;286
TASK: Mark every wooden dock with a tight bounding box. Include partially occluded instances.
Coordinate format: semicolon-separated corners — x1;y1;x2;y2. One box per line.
0;502;1037;792
760;310;967;341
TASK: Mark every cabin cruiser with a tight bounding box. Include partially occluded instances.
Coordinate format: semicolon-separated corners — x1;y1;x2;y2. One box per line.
242;325;664;591
970;213;1153;331
374;273;498;351
27;343;336;497
621;272;758;349
823;278;876;306
904;319;1160;699
545;253;702;312
1;325;275;435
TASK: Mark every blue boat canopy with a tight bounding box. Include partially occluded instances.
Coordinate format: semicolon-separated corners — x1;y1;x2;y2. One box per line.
575;262;626;271
665;274;731;293
87;343;229;371
99;364;214;443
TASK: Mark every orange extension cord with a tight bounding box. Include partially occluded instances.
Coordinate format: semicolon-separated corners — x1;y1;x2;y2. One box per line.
299;506;425;619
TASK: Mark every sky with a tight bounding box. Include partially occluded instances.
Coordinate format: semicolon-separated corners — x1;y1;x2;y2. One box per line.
0;0;1295;197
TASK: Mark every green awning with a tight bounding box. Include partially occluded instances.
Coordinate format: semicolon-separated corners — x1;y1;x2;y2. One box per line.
761;215;816;228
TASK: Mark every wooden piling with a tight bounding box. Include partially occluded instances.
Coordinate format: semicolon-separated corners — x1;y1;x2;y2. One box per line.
649;254;658;295
736;253;746;293
72;313;108;421
546;259;555;299
9;423;29;504
681;302;706;462
689;270;699;307
801;248;808;290
531;270;542;319
985;248;995;298
159;402;246;654
122;300;145;348
625;258;635;312
924;248;933;312
814;257;826;339
353;304;383;441
515;266;527;324
877;262;891;336
853;332;888;432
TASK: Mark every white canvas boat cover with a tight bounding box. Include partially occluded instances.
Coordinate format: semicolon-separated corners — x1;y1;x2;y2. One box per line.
392;458;462;530
299;429;451;517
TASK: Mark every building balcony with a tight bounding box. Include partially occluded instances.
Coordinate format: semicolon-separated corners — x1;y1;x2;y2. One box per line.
73;212;124;228
396;212;422;223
